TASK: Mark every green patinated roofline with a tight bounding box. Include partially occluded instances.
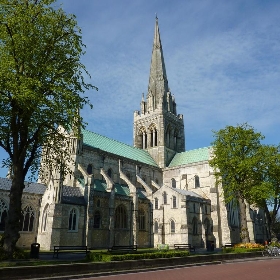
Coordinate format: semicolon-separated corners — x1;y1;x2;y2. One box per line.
168;146;211;168
82;129;158;167
93;179;147;199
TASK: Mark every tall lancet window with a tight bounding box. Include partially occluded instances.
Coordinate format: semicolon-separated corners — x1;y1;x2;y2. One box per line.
21;205;35;232
144;132;147;149
149;125;158;147
140;128;147;149
174;130;178;150
166;126;171;148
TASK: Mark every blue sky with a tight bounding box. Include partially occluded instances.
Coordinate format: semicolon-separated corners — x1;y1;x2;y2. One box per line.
1;0;280;179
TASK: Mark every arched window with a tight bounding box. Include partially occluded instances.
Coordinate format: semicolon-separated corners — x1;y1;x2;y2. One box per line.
87;164;93;175
154;198;159;209
195;175;200;188
170;220;175;233
21;205;35;232
192;217;198;235
163;192;167;204
171;178;176;188
41;204;49;232
204;218;211;236
139;127;147;149
68;208;78;231
154;221;158;234
115;205;127;229
139;209;145;230
144;133;147;149
172;196;177;208
166;126;171;148
93;211;101;229
174;130;178;150
0;198;8;231
108;168;112;178
149;125;158;147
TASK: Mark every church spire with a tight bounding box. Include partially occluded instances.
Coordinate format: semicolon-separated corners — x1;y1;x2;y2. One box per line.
147;17;169;112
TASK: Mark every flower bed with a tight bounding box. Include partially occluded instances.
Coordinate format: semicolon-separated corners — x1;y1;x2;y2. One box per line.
223;243;264;254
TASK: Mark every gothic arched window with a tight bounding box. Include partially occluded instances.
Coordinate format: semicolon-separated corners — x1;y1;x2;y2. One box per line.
171;178;176;188
115;205;127;229
93;211;101;229
108;168;112;178
192;217;198;235
204;218;211;236
68;208;78;231
174;130;178;150
163;192;167;204
170;220;175;233
154;198;159;209
166;126;171;148
139;209;145;230
21;205;35;232
195;175;200;188
149;125;158;147
87;164;93;175
0;198;8;231
154;220;158;234
172;196;177;208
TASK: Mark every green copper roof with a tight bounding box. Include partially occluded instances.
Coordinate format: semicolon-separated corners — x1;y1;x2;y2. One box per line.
93;180;147;199
168;147;210;168
82;129;158;167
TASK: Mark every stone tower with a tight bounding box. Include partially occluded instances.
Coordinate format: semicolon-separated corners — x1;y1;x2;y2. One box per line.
133;17;185;168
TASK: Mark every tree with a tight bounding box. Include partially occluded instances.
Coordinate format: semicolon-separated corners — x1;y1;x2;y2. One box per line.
0;0;96;256
251;145;280;238
209;123;265;243
270;211;280;239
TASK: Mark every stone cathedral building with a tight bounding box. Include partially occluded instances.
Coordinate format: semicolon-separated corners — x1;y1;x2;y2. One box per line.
0;18;267;250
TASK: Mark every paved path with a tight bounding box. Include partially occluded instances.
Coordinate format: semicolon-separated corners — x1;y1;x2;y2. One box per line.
76;258;280;280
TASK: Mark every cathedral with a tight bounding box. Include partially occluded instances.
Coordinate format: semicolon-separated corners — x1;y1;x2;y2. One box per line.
0;18;268;250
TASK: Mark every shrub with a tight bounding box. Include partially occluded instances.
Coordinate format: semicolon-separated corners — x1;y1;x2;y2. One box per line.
86;250;190;262
110;250;190;261
222;243;264;254
0;247;29;261
0;234;4;247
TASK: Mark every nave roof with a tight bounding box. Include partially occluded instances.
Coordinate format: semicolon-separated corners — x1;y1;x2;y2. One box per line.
82;129;159;167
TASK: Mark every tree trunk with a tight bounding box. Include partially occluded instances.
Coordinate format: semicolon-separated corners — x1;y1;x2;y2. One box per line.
3;165;25;258
238;197;250;243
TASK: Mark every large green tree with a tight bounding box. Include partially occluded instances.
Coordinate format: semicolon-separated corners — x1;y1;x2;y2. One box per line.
251;145;280;238
209;123;266;243
0;0;95;256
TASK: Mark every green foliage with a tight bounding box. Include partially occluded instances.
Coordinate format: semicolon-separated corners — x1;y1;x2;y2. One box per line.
86;250;190;262
0;0;96;255
0;247;28;260
210;123;265;203
157;244;169;250
222;247;261;254
210;123;280;240
0;234;4;247
0;0;96;178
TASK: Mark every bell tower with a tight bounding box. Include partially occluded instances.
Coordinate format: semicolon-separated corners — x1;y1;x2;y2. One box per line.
133;17;185;168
